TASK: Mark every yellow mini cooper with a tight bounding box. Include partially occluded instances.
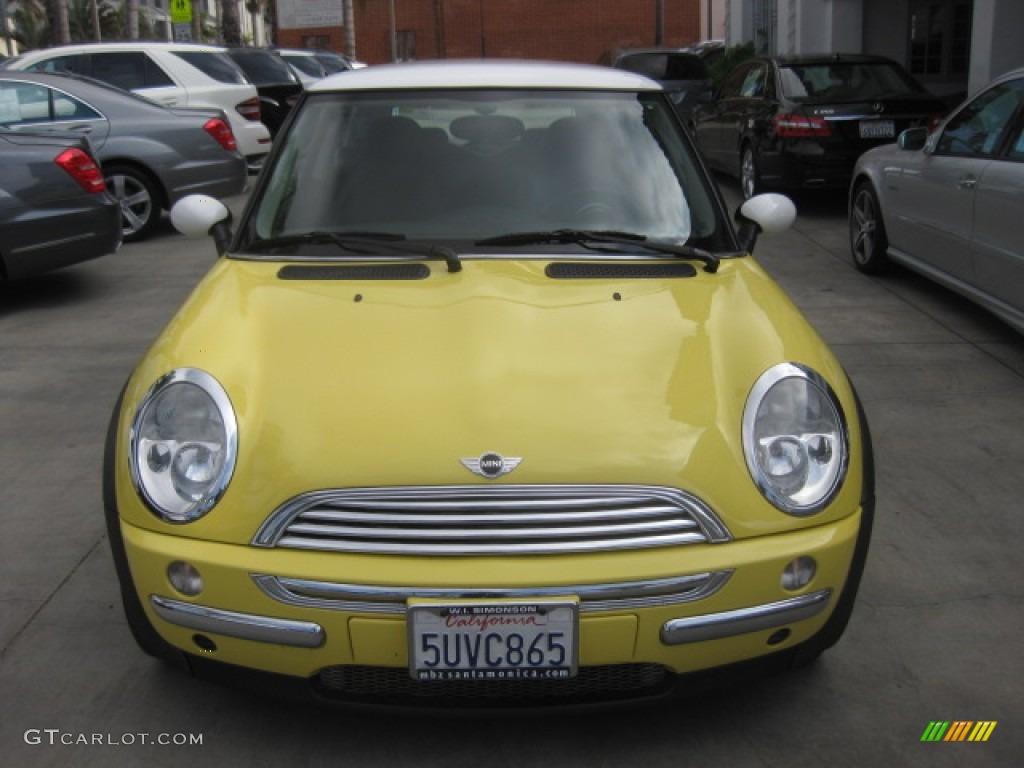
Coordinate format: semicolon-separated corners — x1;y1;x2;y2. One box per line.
103;61;874;709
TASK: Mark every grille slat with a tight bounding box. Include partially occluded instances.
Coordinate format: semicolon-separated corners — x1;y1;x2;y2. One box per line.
254;485;730;555
329;495;650;511
277;531;707;554
300;503;685;525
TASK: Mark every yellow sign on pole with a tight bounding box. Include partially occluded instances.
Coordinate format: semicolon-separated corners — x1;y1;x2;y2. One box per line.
170;0;192;24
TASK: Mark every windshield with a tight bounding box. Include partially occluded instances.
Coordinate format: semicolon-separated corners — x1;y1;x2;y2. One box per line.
315;53;351;74
230;51;297;86
779;61;925;102
282;54;323;79
245;89;730;256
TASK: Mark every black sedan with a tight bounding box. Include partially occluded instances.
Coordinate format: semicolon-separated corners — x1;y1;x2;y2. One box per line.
225;48;303;138
0;71;247;240
0;129;121;280
599;47;712;119
692;54;947;198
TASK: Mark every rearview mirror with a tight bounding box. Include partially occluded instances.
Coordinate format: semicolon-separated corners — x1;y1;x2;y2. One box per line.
170;195;233;255
735;193;797;252
898;127;929;151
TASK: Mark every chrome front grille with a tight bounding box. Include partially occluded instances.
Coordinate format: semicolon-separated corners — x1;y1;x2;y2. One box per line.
253;485;730;555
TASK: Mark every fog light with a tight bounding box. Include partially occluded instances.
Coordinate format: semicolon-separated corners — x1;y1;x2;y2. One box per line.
168;561;203;596
781;557;816;591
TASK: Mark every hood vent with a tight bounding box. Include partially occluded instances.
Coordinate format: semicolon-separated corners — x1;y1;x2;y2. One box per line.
546;262;696;279
277;264;430;281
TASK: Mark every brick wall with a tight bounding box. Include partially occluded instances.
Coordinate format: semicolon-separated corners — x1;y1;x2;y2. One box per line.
277;0;701;65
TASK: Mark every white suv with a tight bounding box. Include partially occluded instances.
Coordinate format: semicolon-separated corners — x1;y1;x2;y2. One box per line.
7;42;271;171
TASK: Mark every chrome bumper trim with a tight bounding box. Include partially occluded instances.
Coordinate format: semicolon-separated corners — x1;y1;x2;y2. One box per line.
252;571;733;615
150;595;325;648
660;589;832;645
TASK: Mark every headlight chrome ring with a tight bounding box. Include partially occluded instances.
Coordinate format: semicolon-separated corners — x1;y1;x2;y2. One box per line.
129;368;238;523
742;362;849;516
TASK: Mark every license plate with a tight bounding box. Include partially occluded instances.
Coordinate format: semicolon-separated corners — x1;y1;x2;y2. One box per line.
408;600;578;681
859;120;895;139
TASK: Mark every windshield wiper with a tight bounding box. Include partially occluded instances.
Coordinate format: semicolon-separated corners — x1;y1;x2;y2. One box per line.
245;231;462;273
476;229;719;273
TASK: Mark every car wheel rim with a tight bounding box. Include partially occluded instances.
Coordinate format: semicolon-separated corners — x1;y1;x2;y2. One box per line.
108;173;152;236
851;191;877;264
741;150;755;199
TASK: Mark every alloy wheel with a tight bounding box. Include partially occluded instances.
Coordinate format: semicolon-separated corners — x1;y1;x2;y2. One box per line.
107;171;154;239
741;147;758;200
849;183;889;274
850;190;877;266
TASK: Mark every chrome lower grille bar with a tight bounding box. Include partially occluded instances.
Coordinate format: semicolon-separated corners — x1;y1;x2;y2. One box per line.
252;571;733;614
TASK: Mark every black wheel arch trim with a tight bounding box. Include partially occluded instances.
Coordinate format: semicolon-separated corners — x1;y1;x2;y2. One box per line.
103;379;191;671
791;377;875;666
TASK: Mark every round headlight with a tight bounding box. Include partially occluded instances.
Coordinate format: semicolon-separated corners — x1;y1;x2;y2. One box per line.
129;368;238;523
742;363;848;515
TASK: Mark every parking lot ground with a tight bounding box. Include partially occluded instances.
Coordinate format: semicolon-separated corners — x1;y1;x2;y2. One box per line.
1;185;1021;767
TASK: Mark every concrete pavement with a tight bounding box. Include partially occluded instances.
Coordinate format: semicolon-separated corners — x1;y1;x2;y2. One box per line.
1;185;1020;767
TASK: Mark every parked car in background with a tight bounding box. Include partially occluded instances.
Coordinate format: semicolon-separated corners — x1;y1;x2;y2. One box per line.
850;67;1024;334
692;54;947;198
314;49;367;73
104;61;874;709
599;47;712;118
5;42;271;172
275;48;364;84
0;128;120;280
684;39;726;68
224;48;303;138
0;71;247;240
275;49;328;86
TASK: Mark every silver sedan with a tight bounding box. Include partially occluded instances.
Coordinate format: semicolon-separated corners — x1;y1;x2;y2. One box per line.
849;67;1024;334
0;70;247;241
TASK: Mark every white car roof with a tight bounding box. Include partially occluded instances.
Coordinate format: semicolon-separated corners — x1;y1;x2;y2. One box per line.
307;59;661;92
12;42;230;60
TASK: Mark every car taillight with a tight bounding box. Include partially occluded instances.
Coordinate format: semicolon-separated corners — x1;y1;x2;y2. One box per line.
235;97;261;121
773;113;832;137
203;118;238;152
54;148;106;194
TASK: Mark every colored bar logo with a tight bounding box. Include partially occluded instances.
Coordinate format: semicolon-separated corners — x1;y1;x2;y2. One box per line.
921;721;997;742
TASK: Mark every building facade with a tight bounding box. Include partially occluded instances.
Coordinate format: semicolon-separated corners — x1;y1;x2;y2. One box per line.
723;0;1024;101
275;0;703;65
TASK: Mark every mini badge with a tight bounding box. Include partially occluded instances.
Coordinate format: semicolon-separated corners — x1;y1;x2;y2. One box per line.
461;452;522;479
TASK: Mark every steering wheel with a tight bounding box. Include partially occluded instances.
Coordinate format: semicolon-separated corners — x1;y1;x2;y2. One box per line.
552;185;635;224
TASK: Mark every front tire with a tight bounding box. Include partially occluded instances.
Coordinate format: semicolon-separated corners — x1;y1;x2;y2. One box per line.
849;182;890;274
106;164;161;242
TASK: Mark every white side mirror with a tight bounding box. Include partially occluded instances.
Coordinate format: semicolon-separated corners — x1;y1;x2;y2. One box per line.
170;195;231;238
739;193;797;235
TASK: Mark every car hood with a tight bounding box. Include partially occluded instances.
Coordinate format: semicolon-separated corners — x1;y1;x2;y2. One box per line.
119;256;863;542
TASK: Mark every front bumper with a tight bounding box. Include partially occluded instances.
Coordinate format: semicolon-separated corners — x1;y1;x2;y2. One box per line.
122;508;863;688
152;587;833;650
